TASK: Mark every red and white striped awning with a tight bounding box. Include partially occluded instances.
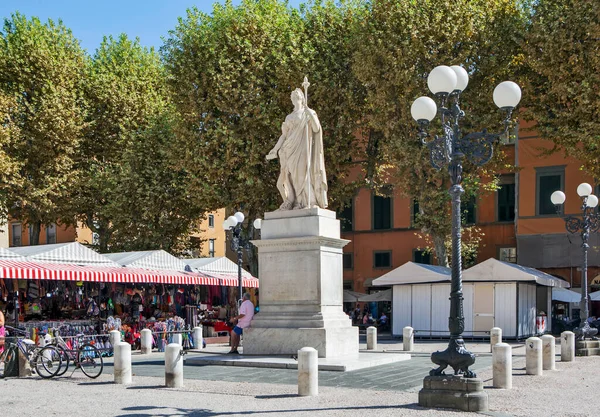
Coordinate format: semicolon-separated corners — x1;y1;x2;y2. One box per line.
0;260;221;286
207;273;260;288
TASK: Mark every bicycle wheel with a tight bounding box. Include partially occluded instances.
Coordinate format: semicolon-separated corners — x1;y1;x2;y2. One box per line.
55;345;70;377
34;346;62;378
78;344;103;379
0;349;8;378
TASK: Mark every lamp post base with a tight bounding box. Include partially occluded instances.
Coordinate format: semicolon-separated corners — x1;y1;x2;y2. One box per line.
430;337;477;378
574;321;598;341
419;375;488;412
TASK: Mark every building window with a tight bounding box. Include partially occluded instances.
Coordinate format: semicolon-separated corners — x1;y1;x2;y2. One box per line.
497;176;516;222
343;280;353;291
373;251;392;268
208;215;214;228
413;249;432;265
499;247;517;263
28;224;34;243
411;199;419;228
462;196;476;225
46;223;56;244
373;193;392;230
343;253;353;269
339;200;353;232
11;223;22;247
536;166;564;215
208;239;215;257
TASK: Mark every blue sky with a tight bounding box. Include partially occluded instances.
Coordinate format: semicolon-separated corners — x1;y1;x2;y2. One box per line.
0;0;305;53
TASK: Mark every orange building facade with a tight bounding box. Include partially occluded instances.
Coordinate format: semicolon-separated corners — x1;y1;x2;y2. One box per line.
341;121;600;299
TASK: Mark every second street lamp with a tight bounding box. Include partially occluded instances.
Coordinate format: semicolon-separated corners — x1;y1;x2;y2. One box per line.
551;184;599;340
223;212;261;312
411;65;521;377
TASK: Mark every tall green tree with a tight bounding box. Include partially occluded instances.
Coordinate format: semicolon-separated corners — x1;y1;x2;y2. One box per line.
0;92;23;220
353;0;527;265
523;0;600;176
0;14;86;244
76;34;173;252
106;110;205;255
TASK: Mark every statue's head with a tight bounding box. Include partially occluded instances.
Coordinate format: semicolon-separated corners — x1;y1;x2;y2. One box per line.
291;88;305;107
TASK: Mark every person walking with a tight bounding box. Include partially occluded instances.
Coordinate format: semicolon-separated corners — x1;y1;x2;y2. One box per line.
228;293;254;354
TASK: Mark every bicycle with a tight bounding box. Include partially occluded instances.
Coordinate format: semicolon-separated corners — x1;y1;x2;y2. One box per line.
0;326;63;379
50;333;104;379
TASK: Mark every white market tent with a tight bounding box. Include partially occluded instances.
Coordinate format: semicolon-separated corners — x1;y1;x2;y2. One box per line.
374;258;570;339
184;257;258;287
590;291;600;301
358;289;392;302
10;242;120;267
0;247;27;260
104;250;190;272
343;289;363;303
552;287;581;303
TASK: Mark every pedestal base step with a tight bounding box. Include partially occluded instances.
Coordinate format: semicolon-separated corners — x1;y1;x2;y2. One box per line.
576;340;600;356
418;375;488;412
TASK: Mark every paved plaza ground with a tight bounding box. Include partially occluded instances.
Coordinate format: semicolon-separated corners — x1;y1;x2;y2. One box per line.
3;338;599;416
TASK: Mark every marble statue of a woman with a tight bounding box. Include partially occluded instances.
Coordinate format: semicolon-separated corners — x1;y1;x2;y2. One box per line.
266;86;328;210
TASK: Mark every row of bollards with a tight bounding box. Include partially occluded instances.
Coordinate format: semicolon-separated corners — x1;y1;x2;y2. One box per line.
492;330;576;389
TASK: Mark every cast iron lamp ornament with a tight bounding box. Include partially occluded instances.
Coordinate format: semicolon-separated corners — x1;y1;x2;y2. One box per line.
551;184;600;340
222;212;262;312
411;65;521;378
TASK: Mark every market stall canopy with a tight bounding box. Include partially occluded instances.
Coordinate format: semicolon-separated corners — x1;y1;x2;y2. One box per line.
0;247;27;260
104;250;190;272
343;289;363;302
372;262;451;286
590;291;600;301
9;242;120;267
552;287;581;303
358;289;392;302
462;258;570;288
184;257;259;287
0;259;220;285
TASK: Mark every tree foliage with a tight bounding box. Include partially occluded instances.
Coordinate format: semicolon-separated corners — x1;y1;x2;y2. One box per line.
353;0;527;265
0;13;86;244
523;0;600;177
74;34;201;252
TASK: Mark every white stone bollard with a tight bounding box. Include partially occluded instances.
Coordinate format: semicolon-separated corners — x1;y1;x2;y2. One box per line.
403;326;414;352
165;343;184;388
298;347;318;396
492;343;512;389
526;337;543;376
140;329;153;355
561;331;575;362
366;326;377;350
114;342;132;384
193;326;203;350
490;327;502;353
172;333;183;346
109;330;121;348
541;334;556;370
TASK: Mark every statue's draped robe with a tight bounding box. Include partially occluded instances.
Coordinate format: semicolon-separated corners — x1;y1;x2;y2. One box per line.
279;109;328;209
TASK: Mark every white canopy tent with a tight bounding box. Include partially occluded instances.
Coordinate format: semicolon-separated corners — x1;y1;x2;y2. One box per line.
552;288;581;303
358;289;392;302
343;290;363;303
104;250;190;272
0;247;26;260
375;258;570;339
185;257;253;278
9;242;120;267
590;291;600;301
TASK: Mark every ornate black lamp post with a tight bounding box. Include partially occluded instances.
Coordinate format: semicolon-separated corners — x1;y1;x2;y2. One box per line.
223;212;261;310
551;184;599;340
411;65;521;377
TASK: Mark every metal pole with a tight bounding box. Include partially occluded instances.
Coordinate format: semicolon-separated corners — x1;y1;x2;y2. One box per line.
237;242;243;313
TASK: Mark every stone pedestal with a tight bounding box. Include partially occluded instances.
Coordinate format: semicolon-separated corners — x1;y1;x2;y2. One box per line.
245;208;358;358
418;375;488;412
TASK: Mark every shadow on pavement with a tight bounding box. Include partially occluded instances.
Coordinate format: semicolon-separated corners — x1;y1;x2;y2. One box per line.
117;403;423;417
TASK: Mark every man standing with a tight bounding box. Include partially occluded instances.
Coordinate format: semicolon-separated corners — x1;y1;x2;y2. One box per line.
228;292;254;354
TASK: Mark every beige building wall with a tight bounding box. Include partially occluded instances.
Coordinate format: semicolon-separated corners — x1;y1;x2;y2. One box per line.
196;209;226;258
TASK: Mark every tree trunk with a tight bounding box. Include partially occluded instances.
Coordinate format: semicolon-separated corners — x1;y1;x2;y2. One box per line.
432;234;449;267
29;220;42;245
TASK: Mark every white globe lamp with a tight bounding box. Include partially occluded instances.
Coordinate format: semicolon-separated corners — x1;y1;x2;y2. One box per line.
427;65;458;95
411;96;437;122
493;81;521;108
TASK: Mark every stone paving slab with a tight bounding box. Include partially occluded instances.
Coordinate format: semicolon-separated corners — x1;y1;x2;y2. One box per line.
184;351;411;371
